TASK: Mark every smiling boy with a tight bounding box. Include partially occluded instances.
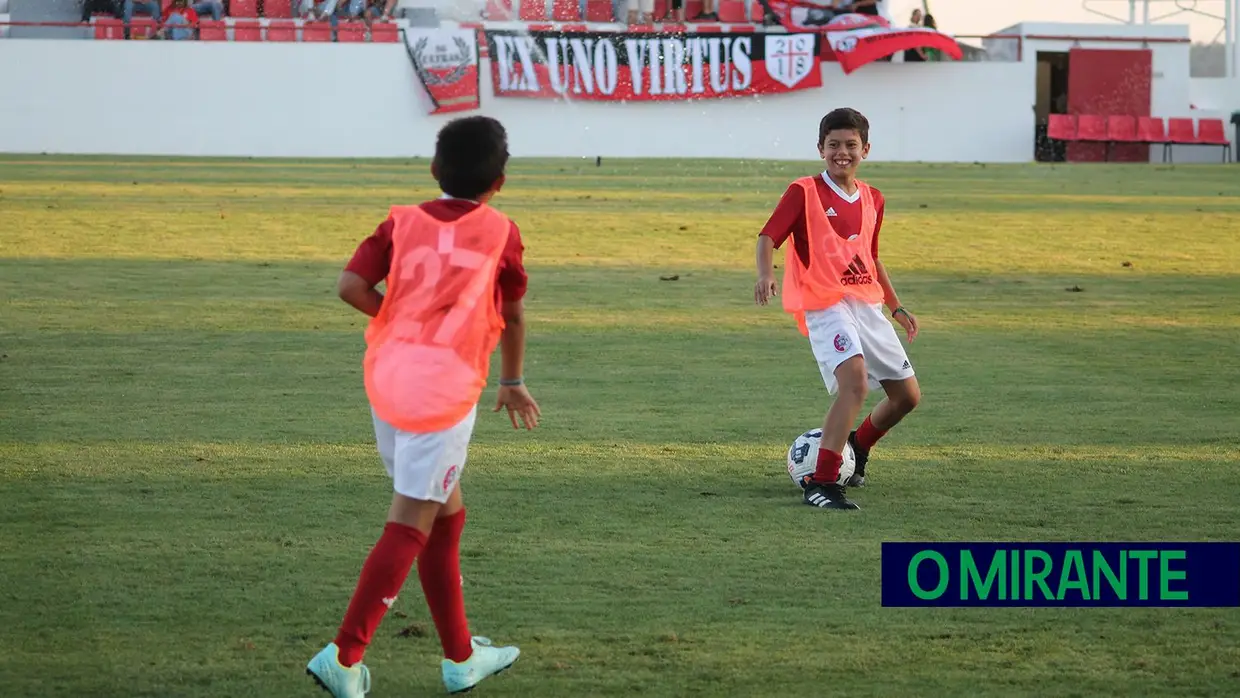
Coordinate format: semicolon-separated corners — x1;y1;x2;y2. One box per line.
754;107;922;510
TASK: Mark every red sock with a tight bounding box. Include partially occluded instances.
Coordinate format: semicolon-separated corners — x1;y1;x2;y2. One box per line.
856;415;887;452
813;447;843;484
335;522;428;667
418;509;473;663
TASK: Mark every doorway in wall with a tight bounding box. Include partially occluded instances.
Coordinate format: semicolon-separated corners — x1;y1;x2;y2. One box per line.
1034;51;1071;162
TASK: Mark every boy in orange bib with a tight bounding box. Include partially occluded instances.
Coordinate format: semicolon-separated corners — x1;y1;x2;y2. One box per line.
307;117;540;697
755;108;922;510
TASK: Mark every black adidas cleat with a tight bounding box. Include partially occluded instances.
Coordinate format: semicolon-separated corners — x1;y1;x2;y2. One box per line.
847;431;869;488
803;481;860;510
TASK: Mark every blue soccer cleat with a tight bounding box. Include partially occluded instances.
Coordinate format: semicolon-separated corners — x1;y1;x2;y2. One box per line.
306;643;371;698
441;636;520;694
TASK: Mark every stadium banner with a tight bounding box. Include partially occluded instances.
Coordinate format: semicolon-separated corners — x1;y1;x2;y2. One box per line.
766;7;963;74
403;27;481;114
881;542;1240;608
485;30;822;101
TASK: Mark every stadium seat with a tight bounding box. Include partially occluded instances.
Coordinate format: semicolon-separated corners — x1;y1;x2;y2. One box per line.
1075;114;1111;160
685;0;703;17
1137;116;1167;144
265;18;296;41
1106;115;1139;144
552;0;580;21
230;0;258;18
233;19;262;41
717;0;746;22
336;21;366;42
93;17;124;40
519;0;547;20
198;19;227;40
302;20;332;41
585;0;612;21
1167;117;1197;143
1196;118;1233;162
484;0;515;20
370;21;399;42
749;0;767;21
264;0;293;18
1164;117;1198;164
653;0;667;18
130;17;157;38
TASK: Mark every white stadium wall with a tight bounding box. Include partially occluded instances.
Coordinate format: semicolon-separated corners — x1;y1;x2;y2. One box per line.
0;38;1037;163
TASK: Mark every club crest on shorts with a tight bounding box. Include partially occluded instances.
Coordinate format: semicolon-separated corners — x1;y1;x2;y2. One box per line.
442;464;460;493
834;333;851;352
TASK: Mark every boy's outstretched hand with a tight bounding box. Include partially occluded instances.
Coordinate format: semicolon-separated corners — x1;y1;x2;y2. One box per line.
755;275;778;306
894;308;920;343
495;384;541;430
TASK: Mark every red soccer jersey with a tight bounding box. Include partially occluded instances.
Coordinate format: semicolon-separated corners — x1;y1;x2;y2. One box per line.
759;173;886;270
345;198;528;310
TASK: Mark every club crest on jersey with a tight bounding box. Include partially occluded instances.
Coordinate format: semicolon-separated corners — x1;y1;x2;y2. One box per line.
834;333;851;352
840;254;873;286
442;464;460;493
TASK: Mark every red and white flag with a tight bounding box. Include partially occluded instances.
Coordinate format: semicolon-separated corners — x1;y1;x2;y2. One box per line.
766;7;963;74
403;27;481;114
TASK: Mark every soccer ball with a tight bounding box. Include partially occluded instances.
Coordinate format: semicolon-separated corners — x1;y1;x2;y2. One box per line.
786;429;856;489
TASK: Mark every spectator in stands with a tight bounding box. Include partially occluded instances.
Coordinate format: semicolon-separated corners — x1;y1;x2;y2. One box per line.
904;7;925;62
332;0;367;24
156;0;198;39
578;0;625;22
190;0;223;21
921;13;944;61
628;0;653;24
296;0;339;20
660;0;684;22
800;0;844;27
844;0;878;15
122;0;161;25
81;0;121;22
363;0;398;21
692;0;716;21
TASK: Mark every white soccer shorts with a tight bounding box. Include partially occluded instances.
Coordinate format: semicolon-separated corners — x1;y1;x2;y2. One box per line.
805;297;916;395
370;405;477;503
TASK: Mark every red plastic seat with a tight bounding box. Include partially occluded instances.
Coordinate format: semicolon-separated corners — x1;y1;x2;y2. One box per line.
130;17;157;38
685;0;703;17
93;17;124;39
1167;117;1197;143
336;21;366;42
484;0;514;20
233;19;262;41
198;18;227;40
265;18;296;41
230;0;258;18
717;0;746;22
1194;118;1232;162
1075;115;1109;142
370;21;399;42
1136;116;1166;143
1198;118;1230;145
519;0;547;20
1106;115;1139;142
302;20;332;41
1047;114;1076;142
585;0;612;21
264;0;292;17
552;0;580;20
653;0;667;18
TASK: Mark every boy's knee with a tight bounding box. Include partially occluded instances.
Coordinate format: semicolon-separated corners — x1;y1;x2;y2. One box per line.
898;385;922;414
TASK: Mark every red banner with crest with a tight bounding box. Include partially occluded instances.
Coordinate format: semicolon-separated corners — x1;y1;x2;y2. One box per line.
766;7;963;74
403;27;481;114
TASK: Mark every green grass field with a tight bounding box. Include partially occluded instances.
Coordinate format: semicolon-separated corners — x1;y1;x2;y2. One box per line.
2;155;1239;697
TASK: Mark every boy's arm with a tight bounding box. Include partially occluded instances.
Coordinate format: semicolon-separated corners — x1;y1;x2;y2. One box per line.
874;259;901;314
875;259;919;341
498;299;526;383
337;270;384;317
495;299;541;430
755;236;777;305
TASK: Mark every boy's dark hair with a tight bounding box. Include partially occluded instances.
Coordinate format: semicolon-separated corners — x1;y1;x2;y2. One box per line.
818;108;870;147
434;116;509;200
